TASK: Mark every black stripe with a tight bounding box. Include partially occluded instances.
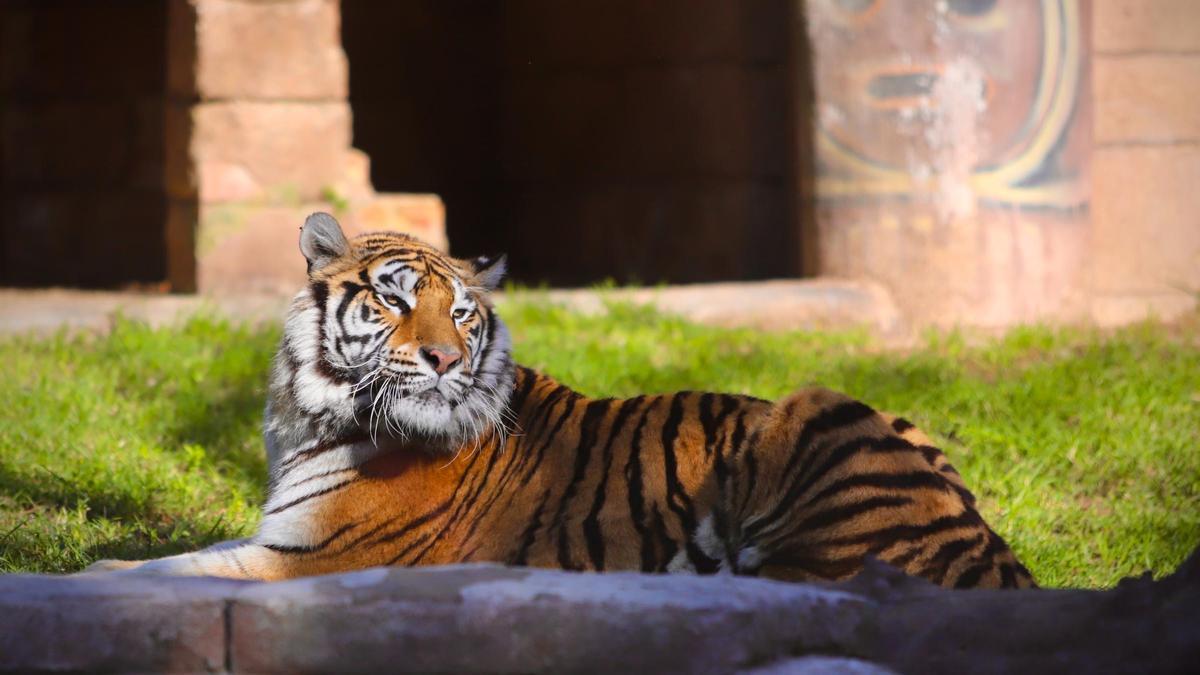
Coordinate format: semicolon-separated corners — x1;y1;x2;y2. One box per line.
744;434;914;538
648;506;676;572
623;400;658;572
820;509;984;548
310;281;354;384
807;470;951;505
891;417;915;433
924;533;984;584
263;477;360;516
954;562;991;588
511;489;552;566
779;400;879;484
261;521;359;555
582;396;643;570
788;495;914;535
660;395;717;572
999;563;1017;588
273;432;371;475
384;532;433;566
518;390;580;487
373;498;454;546
554;400;610;570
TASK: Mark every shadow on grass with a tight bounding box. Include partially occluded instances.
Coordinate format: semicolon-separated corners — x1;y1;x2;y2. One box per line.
161;374;271;489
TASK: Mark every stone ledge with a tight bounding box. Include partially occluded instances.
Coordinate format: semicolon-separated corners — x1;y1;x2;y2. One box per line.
0;279;902;338
1;565;869;675
1;553;1197;674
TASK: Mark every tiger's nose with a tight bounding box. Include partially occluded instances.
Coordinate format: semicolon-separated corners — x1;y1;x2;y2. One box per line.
419;346;462;375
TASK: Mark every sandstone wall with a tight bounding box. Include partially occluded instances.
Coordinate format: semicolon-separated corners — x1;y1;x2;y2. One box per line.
173;0;445;294
1090;0;1200;325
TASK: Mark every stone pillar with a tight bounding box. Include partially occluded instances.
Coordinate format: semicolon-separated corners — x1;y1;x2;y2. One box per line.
803;0;1092;328
166;0;445;293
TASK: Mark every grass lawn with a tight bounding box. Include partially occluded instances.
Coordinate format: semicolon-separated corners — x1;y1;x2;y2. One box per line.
1;296;1198;588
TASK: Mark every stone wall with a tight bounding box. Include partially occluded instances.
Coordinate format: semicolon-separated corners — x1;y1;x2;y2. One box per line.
806;0;1094;328
3;552;1198;673
1089;0;1200;325
805;0;1199;328
173;0;445;293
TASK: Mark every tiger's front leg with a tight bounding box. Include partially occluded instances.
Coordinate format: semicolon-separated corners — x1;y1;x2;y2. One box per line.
82;538;291;581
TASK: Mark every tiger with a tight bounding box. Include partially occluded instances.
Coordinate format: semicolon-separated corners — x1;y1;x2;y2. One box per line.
86;212;1035;589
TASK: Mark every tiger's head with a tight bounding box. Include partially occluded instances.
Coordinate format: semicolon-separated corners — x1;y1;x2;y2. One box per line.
272;212;514;450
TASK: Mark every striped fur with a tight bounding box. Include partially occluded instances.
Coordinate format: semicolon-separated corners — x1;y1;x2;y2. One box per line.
87;214;1034;589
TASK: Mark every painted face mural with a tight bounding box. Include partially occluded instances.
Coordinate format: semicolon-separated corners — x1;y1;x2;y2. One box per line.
808;0;1088;211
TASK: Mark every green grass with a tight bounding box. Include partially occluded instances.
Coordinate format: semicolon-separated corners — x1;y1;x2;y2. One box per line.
1;297;1198;588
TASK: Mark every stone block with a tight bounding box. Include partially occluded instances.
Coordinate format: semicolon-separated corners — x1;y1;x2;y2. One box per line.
190;101;351;203
1094;0;1200;53
816;204;1092;328
1094;56;1200;144
1091;145;1200;295
230;565;870;674
184;0;347;100
0;573;237;673
524;279;903;335
196;193;446;293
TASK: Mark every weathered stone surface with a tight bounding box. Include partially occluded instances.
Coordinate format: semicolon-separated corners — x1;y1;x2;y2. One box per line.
0;278;894;338
1091;145;1200;301
847;554;1200;675
1094;56;1200;144
184;0;347;100
532;279;902;335
0;573;242;673
196;194;446;293
190;101;352;203
1094;0;1200;53
230;565;870;674
739;656;896;675
1;551;1198;674
817;206;1092;329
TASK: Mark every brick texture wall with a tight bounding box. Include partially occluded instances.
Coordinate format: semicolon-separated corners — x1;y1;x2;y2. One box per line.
1091;0;1200;324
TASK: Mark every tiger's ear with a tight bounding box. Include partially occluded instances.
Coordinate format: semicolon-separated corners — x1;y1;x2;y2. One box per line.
467;254;507;291
299;212;350;274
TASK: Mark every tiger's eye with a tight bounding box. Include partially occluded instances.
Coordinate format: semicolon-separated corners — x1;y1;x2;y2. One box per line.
380;294;408;312
452;308;469;321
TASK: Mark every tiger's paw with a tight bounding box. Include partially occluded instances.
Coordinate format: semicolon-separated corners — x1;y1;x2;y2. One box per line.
80;559;146;574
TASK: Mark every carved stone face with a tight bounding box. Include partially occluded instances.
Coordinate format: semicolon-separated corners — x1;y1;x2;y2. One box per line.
811;0;1046;170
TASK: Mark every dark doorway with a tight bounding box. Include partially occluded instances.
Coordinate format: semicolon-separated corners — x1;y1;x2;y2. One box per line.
343;0;799;286
0;0;170;287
